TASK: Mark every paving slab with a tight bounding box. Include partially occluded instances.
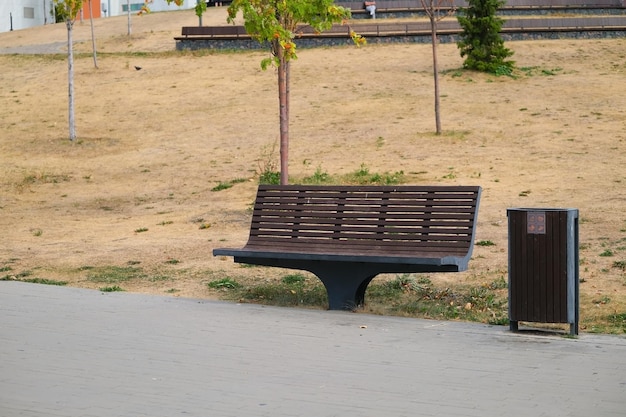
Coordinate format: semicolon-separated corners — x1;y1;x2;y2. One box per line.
1;281;625;417
0;42;67;54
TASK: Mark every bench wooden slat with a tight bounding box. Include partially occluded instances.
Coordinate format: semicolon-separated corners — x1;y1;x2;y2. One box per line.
255;187;478;196
253;212;474;222
253;203;477;211
248;233;472;244
234;239;470;254
250;224;474;235
244;240;471;253
254;210;476;220
250;223;474;236
240;244;469;258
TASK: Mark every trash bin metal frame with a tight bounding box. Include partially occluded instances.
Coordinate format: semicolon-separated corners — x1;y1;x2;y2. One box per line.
507;208;579;335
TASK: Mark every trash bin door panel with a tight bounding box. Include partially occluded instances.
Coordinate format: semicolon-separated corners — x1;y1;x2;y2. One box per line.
508;209;575;324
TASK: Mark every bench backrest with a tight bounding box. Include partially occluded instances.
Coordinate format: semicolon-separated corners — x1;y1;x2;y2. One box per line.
246;185;481;257
181;26;247;37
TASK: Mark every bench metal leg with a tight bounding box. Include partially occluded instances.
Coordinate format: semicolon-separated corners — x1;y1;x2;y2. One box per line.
307;263;378;311
232;257;382;311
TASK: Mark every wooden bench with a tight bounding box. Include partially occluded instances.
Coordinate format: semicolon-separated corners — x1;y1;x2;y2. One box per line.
175;25;352;41
213;185;481;310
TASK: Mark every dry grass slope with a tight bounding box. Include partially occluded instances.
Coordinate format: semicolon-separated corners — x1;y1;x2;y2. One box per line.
1;8;625;333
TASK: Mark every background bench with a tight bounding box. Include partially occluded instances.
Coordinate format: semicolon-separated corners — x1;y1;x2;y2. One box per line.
175;17;626;46
213;185;482;310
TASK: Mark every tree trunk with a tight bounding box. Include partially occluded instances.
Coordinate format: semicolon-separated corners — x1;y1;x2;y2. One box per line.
286;59;290;137
127;0;132;36
67;20;76;141
89;0;98;69
277;46;289;185
430;14;442;135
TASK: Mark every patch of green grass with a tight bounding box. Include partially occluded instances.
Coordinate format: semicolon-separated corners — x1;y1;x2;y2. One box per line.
592;295;611;305
366;274;508;325
259;171;280;184
241;281;328;308
488;276;508;290
585;312;626;334
541;68;562;76
86;266;145;284
302;166;332;184
208;278;242;290
366;274;432;299
205;269;508;324
281;273;307;285
612;260;626;271
518;66;563;77
1;270;33;281
78;265;95;271
257;141;280;184
146;275;171;282
476;240;496;247
401;298;461;319
21;171;71;187
20;277;68;286
100;285;125;292
134;227;148;233
600;249;614;257
494;65;514;77
342;164;404;185
442;169;457;180
212;182;233;191
211;178;246;192
606;313;626;333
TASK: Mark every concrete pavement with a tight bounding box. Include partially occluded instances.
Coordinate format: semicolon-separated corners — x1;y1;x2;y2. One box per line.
0;42;67;54
1;281;625;417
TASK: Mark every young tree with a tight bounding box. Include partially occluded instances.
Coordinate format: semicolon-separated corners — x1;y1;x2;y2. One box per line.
420;0;455;135
457;0;514;74
227;0;364;185
196;1;207;26
54;0;84;141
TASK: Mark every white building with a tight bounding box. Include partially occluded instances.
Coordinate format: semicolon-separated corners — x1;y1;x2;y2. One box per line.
1;0;54;32
100;0;195;18
1;0;196;33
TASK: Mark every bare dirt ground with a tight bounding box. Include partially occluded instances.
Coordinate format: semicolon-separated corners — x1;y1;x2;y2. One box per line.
1;8;625;331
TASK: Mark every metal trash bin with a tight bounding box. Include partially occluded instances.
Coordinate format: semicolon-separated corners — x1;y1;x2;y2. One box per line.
507;208;579;335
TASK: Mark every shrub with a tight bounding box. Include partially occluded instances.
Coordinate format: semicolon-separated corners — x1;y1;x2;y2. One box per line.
457;0;515;74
